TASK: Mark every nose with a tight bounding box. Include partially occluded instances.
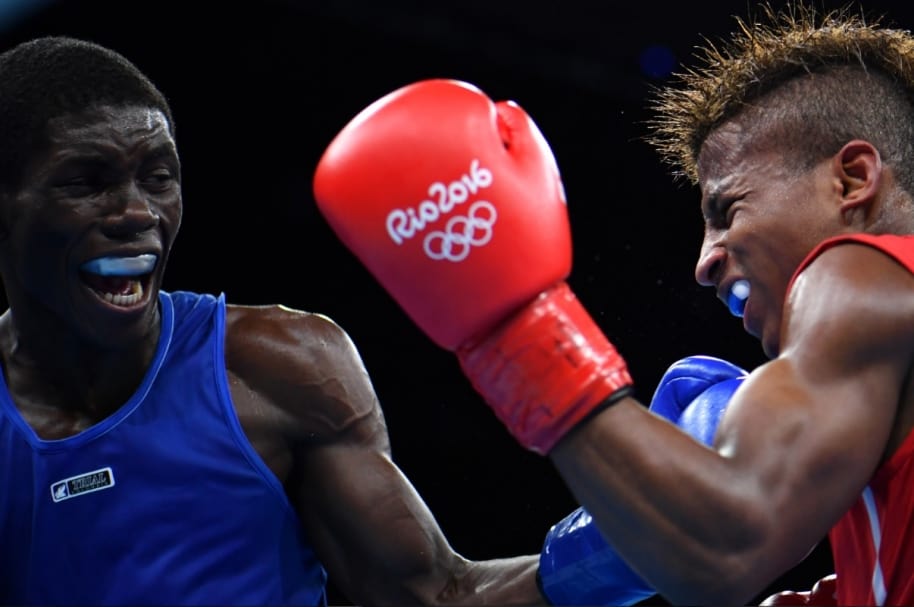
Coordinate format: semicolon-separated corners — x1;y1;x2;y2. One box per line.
695;236;726;287
101;182;159;239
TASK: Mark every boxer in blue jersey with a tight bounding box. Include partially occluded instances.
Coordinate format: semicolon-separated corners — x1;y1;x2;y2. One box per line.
0;36;546;606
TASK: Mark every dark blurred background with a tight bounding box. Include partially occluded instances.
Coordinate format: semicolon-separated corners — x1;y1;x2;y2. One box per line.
2;0;910;603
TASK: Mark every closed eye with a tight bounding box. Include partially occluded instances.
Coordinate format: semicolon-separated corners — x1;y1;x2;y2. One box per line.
721;198;739;226
712;195;744;228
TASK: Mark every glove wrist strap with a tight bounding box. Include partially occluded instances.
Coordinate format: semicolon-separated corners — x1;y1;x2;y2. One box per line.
456;281;632;454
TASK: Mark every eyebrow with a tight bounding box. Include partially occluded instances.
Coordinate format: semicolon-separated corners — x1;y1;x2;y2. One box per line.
141;144;180;164
54;140;178;162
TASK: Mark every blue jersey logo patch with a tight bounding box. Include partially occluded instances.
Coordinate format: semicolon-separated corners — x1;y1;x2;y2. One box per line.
51;467;115;503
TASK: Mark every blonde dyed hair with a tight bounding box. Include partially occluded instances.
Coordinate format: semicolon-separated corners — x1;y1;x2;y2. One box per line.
647;2;914;187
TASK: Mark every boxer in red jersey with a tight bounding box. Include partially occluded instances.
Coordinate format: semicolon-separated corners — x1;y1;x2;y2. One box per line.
313;3;914;604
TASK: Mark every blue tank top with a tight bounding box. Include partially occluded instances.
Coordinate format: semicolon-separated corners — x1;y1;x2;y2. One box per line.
0;291;328;605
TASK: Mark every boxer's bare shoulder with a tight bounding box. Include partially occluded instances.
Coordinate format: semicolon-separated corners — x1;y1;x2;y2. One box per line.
223;303;388;463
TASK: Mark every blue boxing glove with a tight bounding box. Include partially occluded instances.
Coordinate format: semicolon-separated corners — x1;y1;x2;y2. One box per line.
537;355;748;605
647;355;748;446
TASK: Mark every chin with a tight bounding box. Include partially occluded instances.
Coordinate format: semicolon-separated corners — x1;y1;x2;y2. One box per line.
760;332;780;359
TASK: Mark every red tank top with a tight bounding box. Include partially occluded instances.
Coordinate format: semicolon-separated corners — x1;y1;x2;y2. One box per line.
790;234;914;606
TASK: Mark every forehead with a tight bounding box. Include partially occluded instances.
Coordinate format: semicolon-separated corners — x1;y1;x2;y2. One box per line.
696;120;753;183
697;118;794;186
45;105;174;146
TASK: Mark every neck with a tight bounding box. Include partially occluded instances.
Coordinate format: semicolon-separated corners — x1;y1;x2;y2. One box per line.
0;305;160;419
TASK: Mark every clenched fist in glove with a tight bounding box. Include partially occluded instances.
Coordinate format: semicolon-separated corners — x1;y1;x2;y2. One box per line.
314;79;632;453
539;355;747;605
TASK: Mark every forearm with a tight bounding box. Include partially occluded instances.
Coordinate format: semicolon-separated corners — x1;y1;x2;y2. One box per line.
548;397;780;605
445;555;544;606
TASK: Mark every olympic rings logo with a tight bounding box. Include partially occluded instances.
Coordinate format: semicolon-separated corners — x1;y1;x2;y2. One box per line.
385;159;496;263
423;201;497;262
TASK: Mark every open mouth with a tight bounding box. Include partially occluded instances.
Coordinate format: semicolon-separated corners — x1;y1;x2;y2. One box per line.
79;254;158;308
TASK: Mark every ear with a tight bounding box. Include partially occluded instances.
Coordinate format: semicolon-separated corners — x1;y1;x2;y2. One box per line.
833;140;881;224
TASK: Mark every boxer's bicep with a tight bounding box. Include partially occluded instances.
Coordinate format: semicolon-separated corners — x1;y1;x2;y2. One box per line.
291;424;466;603
717;244;914;556
237;310;465;601
227;305;388;444
227;308;542;602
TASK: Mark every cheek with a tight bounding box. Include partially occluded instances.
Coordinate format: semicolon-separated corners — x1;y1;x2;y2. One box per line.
154;193;182;223
747;203;815;255
168;202;183;230
734;222;799;290
158;200;183;246
11;219;71;279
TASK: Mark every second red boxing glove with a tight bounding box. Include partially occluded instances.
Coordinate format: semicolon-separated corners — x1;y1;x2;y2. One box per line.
313;79;632;453
760;574;838;605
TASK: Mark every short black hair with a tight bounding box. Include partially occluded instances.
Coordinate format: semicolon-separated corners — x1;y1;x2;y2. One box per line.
0;36;174;191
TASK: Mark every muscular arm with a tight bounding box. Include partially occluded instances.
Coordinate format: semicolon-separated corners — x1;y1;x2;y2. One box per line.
225;306;542;605
549;243;914;604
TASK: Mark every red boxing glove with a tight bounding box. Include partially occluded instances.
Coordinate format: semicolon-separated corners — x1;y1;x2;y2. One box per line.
760;574;837;606
313;79;632;453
